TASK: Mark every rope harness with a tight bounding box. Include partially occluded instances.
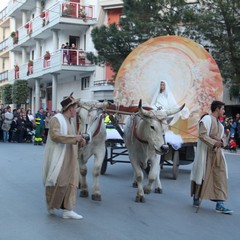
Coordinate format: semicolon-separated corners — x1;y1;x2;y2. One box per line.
132;114;169;146
78;105;104;139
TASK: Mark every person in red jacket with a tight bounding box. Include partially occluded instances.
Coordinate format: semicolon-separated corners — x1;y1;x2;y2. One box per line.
228;137;237;152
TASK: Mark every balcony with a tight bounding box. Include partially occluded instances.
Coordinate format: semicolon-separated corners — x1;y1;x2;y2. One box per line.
8;49;96;84
0;70;8;84
91;80;114;101
0;6;8;22
0;38;10;54
8;1;97;50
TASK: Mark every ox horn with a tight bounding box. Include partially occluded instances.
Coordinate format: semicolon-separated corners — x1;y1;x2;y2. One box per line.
138;99;186;120
95;101;109;109
78;100;109;109
138;99;159;119
165;104;185;116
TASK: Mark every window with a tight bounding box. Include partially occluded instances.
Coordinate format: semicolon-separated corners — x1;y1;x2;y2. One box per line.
81;76;90;90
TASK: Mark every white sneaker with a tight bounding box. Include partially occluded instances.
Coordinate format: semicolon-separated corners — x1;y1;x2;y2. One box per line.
62;210;83;220
48;208;55;215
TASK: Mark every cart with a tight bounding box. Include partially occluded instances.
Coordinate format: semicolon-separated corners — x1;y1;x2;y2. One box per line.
101;138;196;179
101;120;130;175
101;138;129;175
160;142;196;180
100;115;196;179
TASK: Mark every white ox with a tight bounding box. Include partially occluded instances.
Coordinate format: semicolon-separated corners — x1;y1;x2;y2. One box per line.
77;100;108;201
123;100;184;202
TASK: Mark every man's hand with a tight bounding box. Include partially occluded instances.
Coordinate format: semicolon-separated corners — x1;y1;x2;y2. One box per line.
76;135;86;147
214;140;223;148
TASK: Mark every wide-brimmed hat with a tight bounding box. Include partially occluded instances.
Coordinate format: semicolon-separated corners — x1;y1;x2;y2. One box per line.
61;92;79;112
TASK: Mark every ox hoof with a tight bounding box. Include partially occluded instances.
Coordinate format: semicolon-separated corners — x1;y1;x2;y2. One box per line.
132;181;138;188
154;188;163;194
135;195;145;203
144;188;151;194
80;190;89;198
91;194;102;201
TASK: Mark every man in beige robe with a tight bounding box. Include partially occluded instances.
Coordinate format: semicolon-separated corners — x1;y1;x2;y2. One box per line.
190;100;232;214
42;93;86;219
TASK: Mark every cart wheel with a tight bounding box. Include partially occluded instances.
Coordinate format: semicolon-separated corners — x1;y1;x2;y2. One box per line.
101;148;108;175
172;150;179;180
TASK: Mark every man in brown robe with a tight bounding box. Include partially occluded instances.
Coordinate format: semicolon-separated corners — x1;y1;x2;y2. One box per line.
190;100;232;214
42;93;86;219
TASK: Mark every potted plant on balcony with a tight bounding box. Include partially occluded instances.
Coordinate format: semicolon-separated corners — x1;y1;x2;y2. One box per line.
63;4;74;16
79;8;87;22
25;22;30;28
10;31;16;38
11;31;19;44
28;60;33;66
44;51;51;60
40;11;45;18
14;65;20;71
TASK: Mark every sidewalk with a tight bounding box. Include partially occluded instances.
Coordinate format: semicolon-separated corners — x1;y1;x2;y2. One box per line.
223;148;240;155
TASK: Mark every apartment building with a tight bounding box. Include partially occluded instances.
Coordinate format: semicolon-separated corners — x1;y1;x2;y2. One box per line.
0;0;123;112
0;7;10;89
1;0;238;114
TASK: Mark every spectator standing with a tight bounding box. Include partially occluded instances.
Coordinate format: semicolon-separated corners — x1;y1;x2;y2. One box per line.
0;109;3;141
17;113;27;143
70;43;77;65
10;116;18;143
64;42;70;64
229;117;237;138
1;106;13;142
34;108;45;145
43;111;51;143
234;113;240;148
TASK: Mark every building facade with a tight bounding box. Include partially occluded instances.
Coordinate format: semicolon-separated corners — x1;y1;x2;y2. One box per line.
0;0;123;112
0;0;239;114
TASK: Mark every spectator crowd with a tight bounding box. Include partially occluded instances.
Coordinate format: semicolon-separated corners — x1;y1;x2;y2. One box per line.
1;105;240;152
0;105;58;144
61;42;85;65
220;113;240;151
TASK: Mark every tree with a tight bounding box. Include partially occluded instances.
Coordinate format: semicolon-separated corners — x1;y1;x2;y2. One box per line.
182;0;240;87
3;84;13;104
90;0;240;87
90;0;186;76
12;80;29;106
0;86;3;103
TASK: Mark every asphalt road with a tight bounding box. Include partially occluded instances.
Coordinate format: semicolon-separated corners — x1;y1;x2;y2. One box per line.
0;143;240;240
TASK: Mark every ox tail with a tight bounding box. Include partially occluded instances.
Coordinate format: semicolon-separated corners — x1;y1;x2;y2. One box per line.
109;115;124;138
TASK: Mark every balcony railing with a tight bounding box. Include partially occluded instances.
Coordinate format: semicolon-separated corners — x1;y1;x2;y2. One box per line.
0;38;9;52
8;1;95;49
60;49;92;66
0;7;7;21
94;80;115;86
9;49;95;81
61;2;94;20
0;70;8;82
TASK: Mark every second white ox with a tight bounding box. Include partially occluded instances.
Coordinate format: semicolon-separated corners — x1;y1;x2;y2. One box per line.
77;100;108;201
123;100;184;202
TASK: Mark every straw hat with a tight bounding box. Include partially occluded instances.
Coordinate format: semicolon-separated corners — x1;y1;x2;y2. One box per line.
61;92;79;112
